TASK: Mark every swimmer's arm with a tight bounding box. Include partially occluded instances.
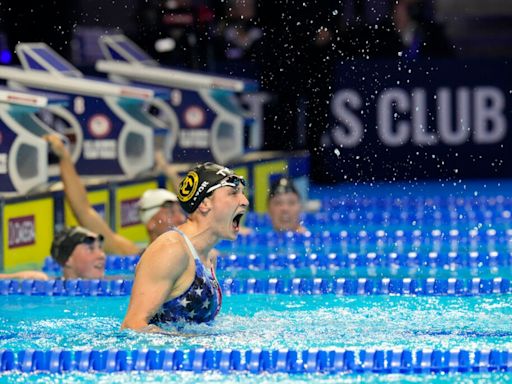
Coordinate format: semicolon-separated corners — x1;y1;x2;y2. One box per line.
154;150;181;194
121;236;187;331
0;271;49;280
45;135;139;255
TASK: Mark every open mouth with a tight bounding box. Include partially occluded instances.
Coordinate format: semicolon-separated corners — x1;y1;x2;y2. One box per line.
232;213;244;231
94;261;105;270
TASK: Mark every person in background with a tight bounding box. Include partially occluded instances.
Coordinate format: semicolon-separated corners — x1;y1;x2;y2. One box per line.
267;177;307;233
258;1;339;152
50;226;106;279
133;0;214;69
0;226;105;280
367;0;454;59
121;162;249;332
213;0;262;63
44;134;186;255
138;188;186;243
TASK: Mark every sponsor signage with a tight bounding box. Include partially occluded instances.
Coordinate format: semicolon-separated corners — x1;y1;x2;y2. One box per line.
316;59;512;182
8;215;35;248
120;198;141;227
2;196;54;269
114;180;159;244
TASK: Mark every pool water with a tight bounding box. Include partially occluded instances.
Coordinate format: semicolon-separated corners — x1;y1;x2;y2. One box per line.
1;294;512;383
2;179;512;382
1;370;512;384
2;370;512;384
1;294;511;352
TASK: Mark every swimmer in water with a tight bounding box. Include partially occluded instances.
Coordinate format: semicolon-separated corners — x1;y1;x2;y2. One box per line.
0;226;106;280
121;162;249;332
267;176;307;233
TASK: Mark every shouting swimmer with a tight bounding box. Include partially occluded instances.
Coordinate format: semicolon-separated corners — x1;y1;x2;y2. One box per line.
121;162;249;332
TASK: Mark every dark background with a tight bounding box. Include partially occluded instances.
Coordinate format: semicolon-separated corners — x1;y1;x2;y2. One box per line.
1;0;511;183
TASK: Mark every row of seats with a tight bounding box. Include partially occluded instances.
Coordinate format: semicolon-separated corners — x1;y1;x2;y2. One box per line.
216;251;512;269
229;228;512;244
218;242;512;256
244;210;512;229
1;348;510;373
42;250;512;273
321;195;512;210
1;277;510;296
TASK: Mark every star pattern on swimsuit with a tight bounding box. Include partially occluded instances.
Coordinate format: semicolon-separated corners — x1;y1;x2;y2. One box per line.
151;259;221;325
179;297;191;307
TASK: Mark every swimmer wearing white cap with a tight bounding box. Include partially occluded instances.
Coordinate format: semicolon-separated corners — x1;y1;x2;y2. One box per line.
137;189;186;242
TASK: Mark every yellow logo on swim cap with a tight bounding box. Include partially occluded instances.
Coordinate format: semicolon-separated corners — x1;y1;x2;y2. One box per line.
178;171;199;202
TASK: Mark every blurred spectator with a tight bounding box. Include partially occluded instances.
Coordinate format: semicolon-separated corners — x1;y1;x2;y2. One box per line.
133;0;214;69
368;0;454;59
213;0;263;64
258;1;340;153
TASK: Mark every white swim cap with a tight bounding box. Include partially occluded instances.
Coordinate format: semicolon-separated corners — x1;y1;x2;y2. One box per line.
137;189;178;224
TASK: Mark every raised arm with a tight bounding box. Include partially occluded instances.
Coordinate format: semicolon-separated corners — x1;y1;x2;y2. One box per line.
121;234;189;332
44;135;139;255
154;150;181;194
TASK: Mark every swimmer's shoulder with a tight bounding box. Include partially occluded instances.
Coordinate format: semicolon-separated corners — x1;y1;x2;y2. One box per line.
139;230;190;265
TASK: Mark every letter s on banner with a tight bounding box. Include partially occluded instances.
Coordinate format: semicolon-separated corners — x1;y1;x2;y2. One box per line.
330;89;363;148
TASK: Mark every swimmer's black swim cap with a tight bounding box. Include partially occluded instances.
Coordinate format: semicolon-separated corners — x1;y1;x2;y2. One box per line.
268;177;300;200
50;226;103;266
177;162;245;214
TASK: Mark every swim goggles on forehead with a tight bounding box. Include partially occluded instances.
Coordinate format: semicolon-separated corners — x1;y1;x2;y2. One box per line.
80;234;104;250
206;175;246;194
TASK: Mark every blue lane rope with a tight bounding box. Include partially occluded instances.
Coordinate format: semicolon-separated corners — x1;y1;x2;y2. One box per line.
0;348;510;374
42;250;512;273
0;277;510;296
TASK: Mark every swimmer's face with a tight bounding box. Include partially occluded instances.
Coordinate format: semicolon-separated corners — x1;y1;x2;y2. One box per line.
208;183;249;240
146;202;187;241
268;192;302;232
65;235;106;279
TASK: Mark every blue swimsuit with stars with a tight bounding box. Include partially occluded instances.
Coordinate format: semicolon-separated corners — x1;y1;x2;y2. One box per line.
150;229;222;325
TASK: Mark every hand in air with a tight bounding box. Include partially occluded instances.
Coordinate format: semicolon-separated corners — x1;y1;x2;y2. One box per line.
43;134;70;160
